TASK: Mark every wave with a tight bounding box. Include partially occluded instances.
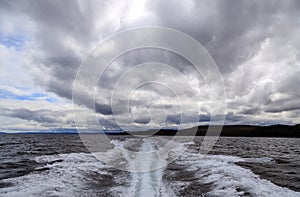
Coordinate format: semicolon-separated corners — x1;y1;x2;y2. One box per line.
0;152;111;197
0;138;299;197
173;150;300;197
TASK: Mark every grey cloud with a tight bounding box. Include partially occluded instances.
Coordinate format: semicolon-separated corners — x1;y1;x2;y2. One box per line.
2;108;57;124
166;114;181;124
98;118;118;128
1;0;299;129
240;107;261;115
264;100;300;113
95;103;113;115
133;118;151;124
199;114;211;122
144;0;282;73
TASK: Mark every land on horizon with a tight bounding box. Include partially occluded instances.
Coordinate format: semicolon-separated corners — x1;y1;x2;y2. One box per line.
2;124;300;138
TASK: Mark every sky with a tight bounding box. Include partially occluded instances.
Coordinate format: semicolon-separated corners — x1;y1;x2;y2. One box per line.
0;0;299;132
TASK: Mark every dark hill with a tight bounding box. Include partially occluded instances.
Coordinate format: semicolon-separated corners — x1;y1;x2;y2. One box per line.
128;124;300;138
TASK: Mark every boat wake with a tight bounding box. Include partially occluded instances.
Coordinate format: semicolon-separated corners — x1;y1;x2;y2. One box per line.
0;137;299;197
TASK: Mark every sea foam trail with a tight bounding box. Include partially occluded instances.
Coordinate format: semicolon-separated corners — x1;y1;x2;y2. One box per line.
111;138;176;197
128;141;164;196
173;150;300;197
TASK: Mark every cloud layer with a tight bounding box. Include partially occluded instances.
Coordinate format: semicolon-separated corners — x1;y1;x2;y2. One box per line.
0;0;299;131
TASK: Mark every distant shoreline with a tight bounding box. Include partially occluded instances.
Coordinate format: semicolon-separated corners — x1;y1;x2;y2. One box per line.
109;124;300;138
151;124;300;138
1;124;300;138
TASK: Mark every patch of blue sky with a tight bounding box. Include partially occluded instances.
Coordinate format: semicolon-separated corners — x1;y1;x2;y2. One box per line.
0;89;57;102
0;33;26;50
46;97;58;102
0;89;15;99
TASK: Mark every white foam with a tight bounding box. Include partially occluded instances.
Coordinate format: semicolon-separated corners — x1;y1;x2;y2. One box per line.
113;138;176;197
0;152;110;197
174;152;300;197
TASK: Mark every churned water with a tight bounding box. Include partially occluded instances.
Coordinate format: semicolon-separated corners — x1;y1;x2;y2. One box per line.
0;134;299;196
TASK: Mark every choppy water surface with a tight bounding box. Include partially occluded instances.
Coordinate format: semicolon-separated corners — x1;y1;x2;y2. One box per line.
0;134;299;196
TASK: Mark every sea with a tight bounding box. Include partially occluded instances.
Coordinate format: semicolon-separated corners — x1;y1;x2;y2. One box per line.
0;134;299;197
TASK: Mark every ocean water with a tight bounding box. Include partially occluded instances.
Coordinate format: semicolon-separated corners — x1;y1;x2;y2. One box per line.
0;134;299;197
